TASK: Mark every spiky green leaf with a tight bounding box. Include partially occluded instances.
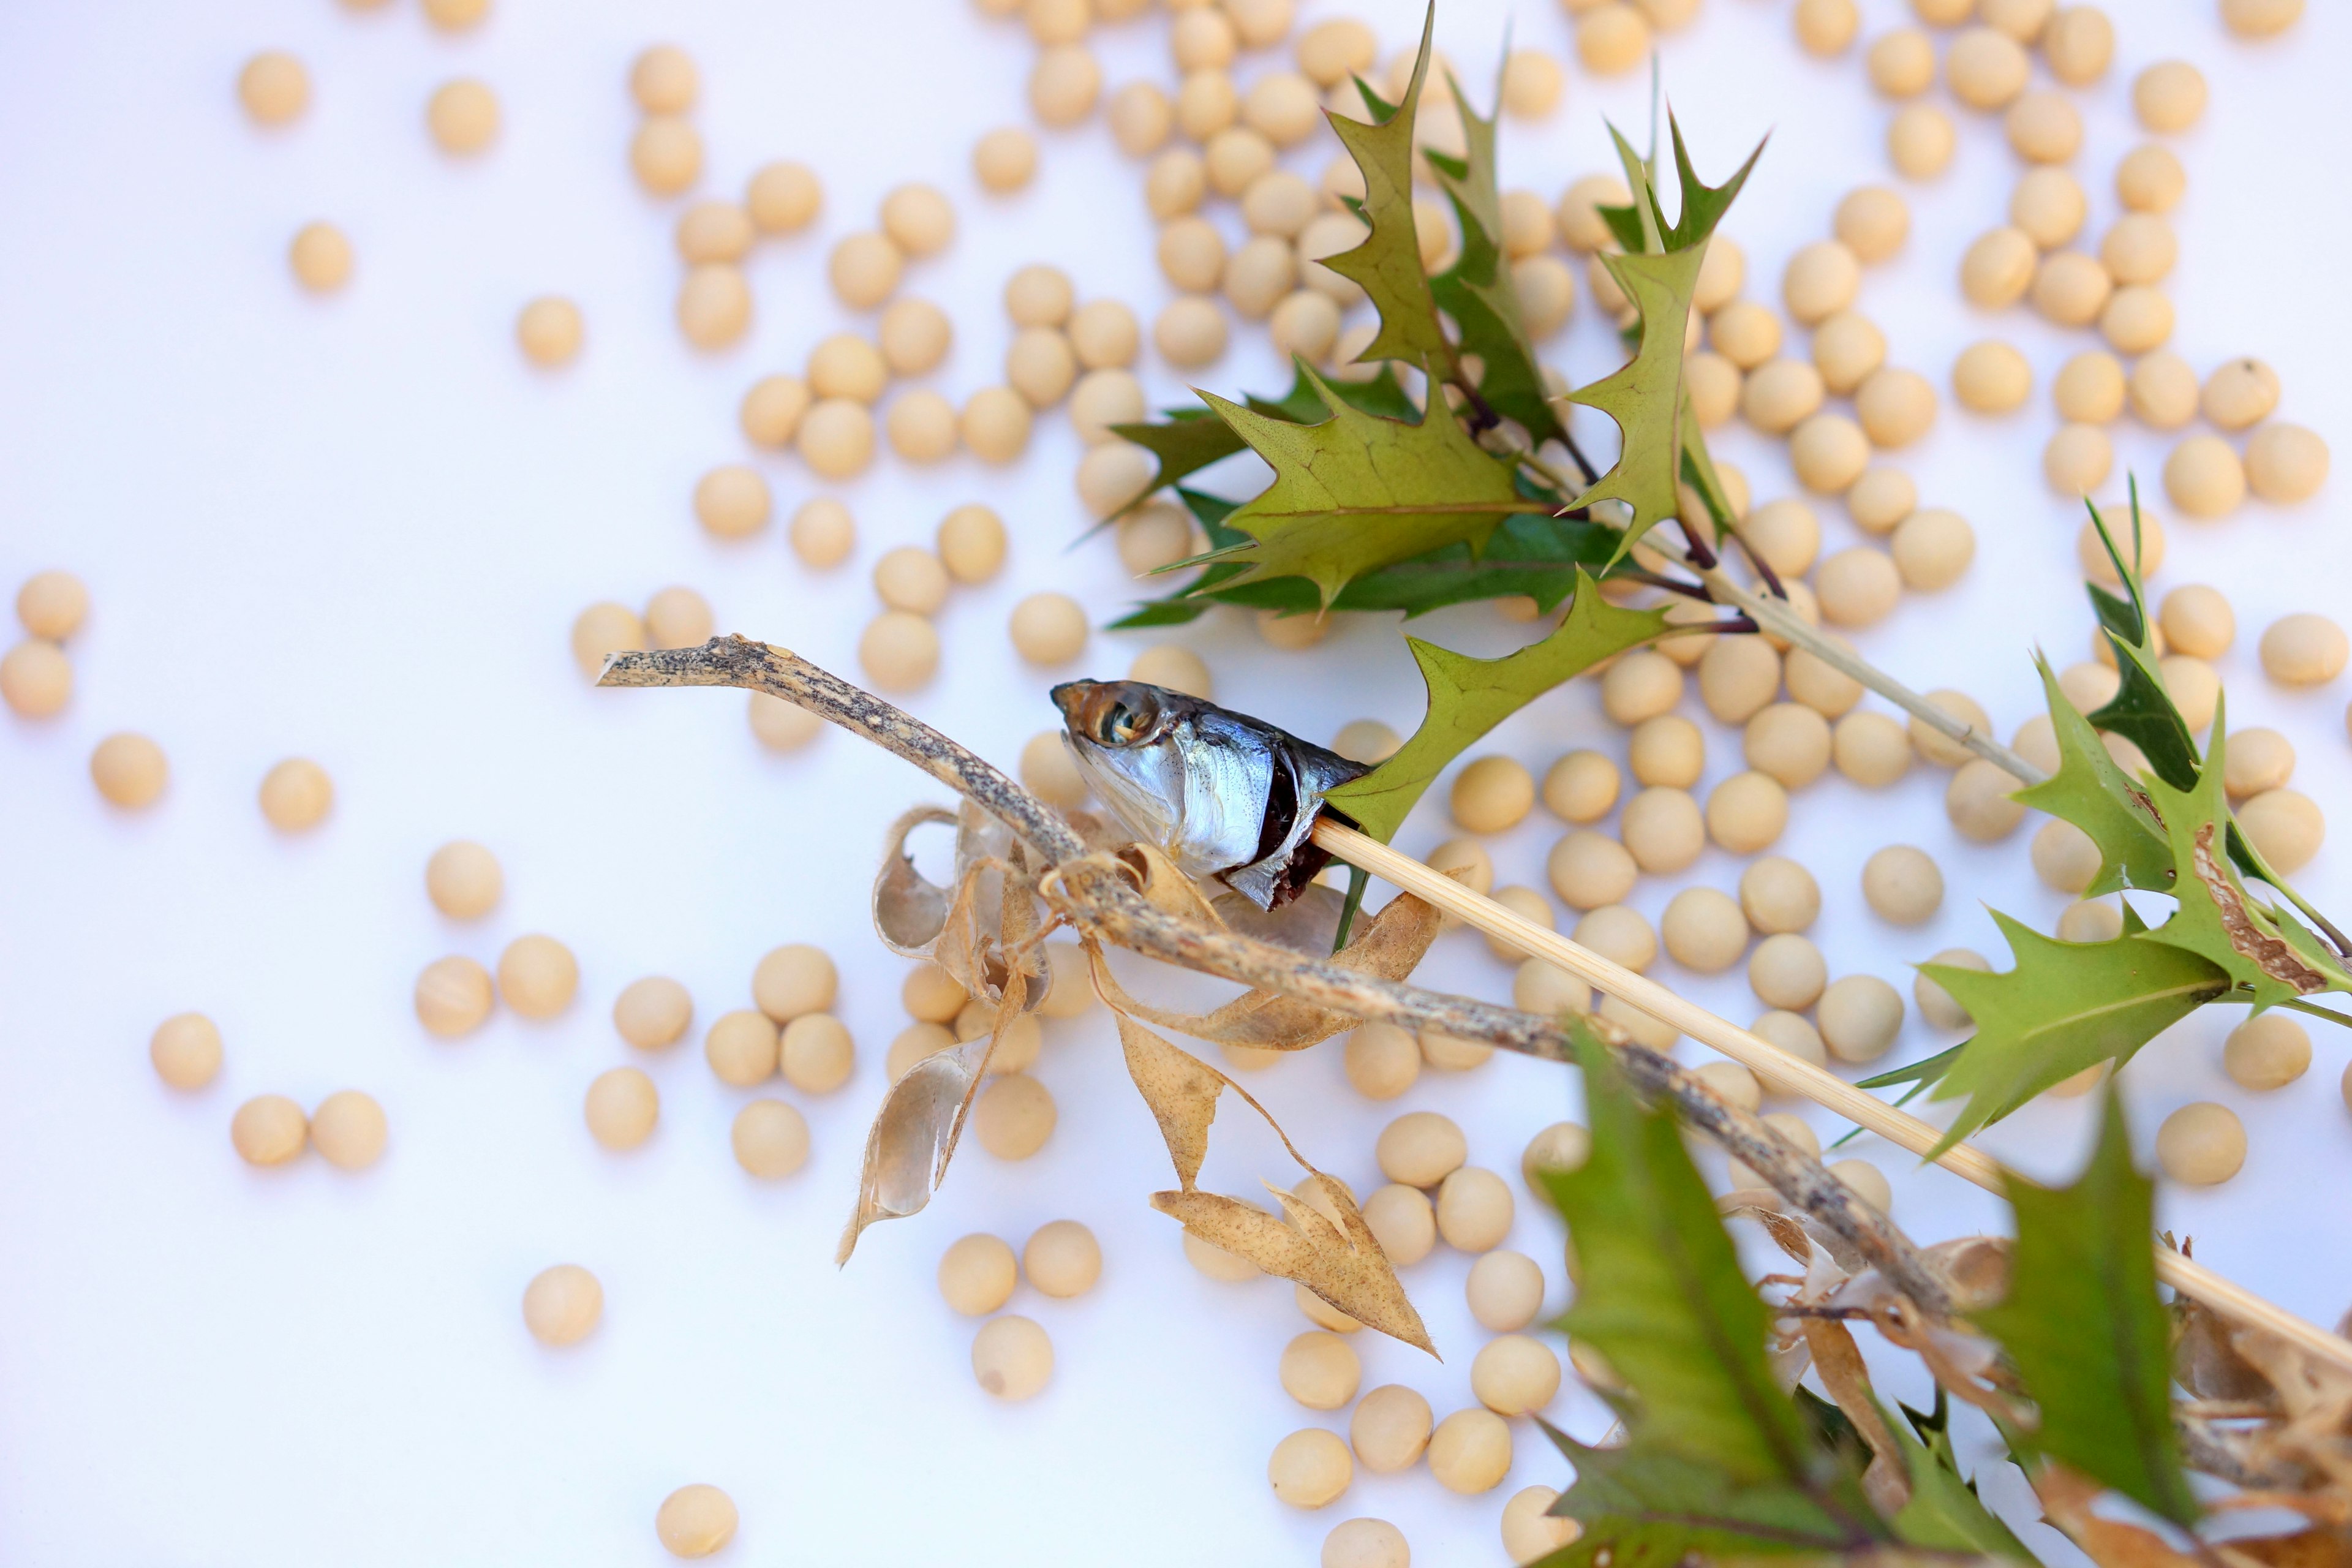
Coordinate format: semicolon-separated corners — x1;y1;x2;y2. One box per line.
1322;575;1667;840
1425;61;1566;447
1319;7;1451;369
2139;698;2352;1008
1975;1090;2200;1526
1530;1025;1887;1567
1104;364;1422;513
1191;362;1539;608
2012;654;2174;895
1922;913;2228;1149
1887;1394;2040;1561
1564;245;1706;561
2081;498;2200;791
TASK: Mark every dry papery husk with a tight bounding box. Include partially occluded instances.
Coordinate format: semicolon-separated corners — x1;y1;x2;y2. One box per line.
851;799;1447;1352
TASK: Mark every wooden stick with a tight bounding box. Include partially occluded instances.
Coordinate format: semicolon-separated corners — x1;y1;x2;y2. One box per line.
1311;816;2352;1376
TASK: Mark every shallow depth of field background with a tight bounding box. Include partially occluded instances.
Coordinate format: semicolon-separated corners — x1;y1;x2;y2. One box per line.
1;0;2348;1562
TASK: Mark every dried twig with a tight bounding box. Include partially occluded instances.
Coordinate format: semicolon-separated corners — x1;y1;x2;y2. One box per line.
599;637;1953;1312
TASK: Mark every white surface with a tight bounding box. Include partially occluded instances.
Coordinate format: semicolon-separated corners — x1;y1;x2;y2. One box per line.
1;0;2347;1562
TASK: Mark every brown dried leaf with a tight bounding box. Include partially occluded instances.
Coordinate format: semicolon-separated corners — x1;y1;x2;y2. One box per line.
2228;1531;2352;1568
1085;886;1442;1051
2178;1294;2282;1406
1115;1009;1226;1192
872;805;958;953
2034;1461;2205;1568
1799;1317;1911;1517
840;852;1038;1263
1153;1178;1437;1355
1722;1202;1814;1268
1925;1234;2013;1313
1114;842;1229;927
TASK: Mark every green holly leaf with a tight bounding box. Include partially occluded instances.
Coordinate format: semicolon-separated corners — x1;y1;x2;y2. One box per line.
1922;913;2228;1150
1104;363;1422;514
1322;573;1666;840
2012;654;2174;895
1562;244;1706;565
1887;1393;2040;1561
1111;502;1623;628
2139;698;2352;1008
1190;361;1544;608
1975;1090;2200;1526
1531;1438;1871;1568
2080;497;2201;792
1424;61;1565;448
1531;1024;1888;1567
1319;6;1451;370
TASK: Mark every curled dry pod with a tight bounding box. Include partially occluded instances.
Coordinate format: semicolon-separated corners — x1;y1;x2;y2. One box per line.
870;801;1052;1015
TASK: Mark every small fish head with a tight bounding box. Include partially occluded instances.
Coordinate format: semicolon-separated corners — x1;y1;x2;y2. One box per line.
1051;679;1192;856
1050;679;1174;750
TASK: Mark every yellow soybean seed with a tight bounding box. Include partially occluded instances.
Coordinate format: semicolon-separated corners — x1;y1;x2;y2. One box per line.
151;1012;224;1090
1281;1331;1363;1409
1948;758;2028;841
645;586;713;651
2005;89;2079;163
232;1094;308;1166
2165;435;2246;519
613;977;692;1051
255;757;333;832
288;222;353;291
16;570;87;640
2117;144;2185;214
584;1066;658;1150
730;1100;808;1177
1270;1427;1354;1508
1740;857;1819;933
1956;341;2032;416
1343;1023;1420;1100
1782;241;1860;326
2045;424;2114;496
427;78;499;154
1819;976;1905;1063
1816;548;1901;627
1960;227;2036;309
1831;1158;1893;1212
2043;6;2113;84
1363;1183;1436;1264
1324;1517;1411;1568
2156;1102;2244;1185
1795;0;1860;56
1575;905;1657;973
1472;1333;1562;1415
516;296;584;366
1428;1408;1513;1493
2239;789;2324;872
426;840;502;920
522;1263;603;1346
2133;61;2207;133
1887;103;1956;179
655;1484;736;1558
631;116;702;195
1706;771;1789;854
239;51;311;125
1107;83;1172;156
2225;1014;2310;1090
704;1009;778;1086
2203;358;2281;432
1029;44;1102;126
1893;507;1974;590
961;386;1035;462
498;935;577;1019
1867;28;1934;97
1009;593;1088;664
1947;26;2030;109
1629;715;1704;789
676;264;752;349
974;1074;1055;1158
1750;933;1827;1011
1621;786;1705;873
1661;887;1749;973
630;45;698;113
1351;1384;1433;1473
1376;1110;1465;1188
1437;1166;1514;1251
1856;367;1936;448
1915;948;1989;1030
2246;424;2330;505
780;1014;854;1094
1451;756;1536;833
1834;186;1908;262
939;1234;1018;1315
2222;0;2304;37
829;232;903;311
2222;727;2294;797
881;183;956;258
809;333;887;402
2011;166;2086;249
1025;1220;1101;1298
1812;311;1885;397
745;160;821;233
2031;251;2111;328
2260;614;2348;687
91;732;168;808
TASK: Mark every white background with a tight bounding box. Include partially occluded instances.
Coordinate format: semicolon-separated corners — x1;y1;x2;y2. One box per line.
1;0;2348;1562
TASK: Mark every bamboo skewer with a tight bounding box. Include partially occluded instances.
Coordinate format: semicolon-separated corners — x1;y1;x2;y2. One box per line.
1312;816;2352;1376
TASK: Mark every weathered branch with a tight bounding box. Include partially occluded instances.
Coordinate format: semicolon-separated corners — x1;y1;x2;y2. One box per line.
600;637;1954;1315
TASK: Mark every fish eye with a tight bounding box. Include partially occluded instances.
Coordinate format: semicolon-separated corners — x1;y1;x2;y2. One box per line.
1094;688;1158;745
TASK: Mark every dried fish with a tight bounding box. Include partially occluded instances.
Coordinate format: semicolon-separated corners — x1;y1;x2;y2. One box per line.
1052;679;1366;910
